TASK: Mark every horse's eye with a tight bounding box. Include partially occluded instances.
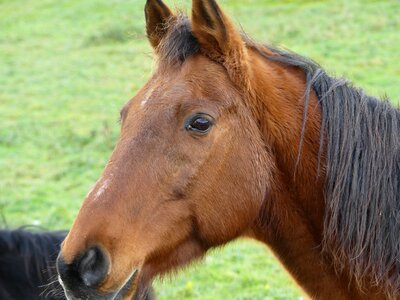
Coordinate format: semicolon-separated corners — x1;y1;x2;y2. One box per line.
185;114;213;134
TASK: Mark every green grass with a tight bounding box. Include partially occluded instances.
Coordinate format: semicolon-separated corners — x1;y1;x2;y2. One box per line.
0;0;399;299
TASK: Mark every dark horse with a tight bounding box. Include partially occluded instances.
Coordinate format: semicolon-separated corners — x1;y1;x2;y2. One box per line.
0;229;154;300
57;1;400;299
0;229;67;299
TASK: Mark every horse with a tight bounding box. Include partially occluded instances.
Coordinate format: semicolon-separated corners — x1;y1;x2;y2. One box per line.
0;228;154;300
56;0;400;299
0;229;67;299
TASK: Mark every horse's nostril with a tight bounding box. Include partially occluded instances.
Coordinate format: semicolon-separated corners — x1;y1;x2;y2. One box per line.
78;246;109;287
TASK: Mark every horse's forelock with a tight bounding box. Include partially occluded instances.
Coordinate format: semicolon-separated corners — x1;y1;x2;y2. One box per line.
156;14;200;66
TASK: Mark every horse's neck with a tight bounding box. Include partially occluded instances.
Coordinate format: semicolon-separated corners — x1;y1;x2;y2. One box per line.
248;54;348;298
248;53;389;299
249;52;325;236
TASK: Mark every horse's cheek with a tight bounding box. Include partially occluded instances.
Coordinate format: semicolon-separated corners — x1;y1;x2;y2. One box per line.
192;157;264;245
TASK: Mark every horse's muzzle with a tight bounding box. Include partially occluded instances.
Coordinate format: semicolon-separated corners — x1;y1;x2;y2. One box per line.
57;245;146;300
57;245;114;300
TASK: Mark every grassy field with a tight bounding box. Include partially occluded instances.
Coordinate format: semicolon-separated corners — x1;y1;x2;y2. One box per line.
1;0;399;299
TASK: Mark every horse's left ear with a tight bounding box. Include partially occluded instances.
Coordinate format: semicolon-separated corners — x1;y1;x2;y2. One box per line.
192;0;248;84
191;0;249;80
145;0;173;49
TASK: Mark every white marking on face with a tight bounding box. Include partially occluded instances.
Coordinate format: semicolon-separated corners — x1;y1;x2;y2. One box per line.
85;180;98;199
140;98;148;107
141;86;156;108
95;178;110;200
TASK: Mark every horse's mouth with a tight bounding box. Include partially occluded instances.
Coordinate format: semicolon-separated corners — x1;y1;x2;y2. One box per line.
112;269;139;300
60;269;140;300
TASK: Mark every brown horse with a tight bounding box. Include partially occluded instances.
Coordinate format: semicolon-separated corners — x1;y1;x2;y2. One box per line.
57;1;400;299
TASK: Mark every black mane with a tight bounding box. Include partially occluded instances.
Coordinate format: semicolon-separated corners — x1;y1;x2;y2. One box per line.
158;15;400;296
314;70;400;295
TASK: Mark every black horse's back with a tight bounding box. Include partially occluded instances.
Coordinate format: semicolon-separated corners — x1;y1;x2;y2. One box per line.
0;229;67;300
0;228;155;300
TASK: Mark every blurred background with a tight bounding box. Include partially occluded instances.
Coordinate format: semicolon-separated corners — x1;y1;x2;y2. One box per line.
1;0;399;299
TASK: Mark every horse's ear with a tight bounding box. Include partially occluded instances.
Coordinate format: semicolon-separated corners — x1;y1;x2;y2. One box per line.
145;0;173;49
191;0;249;85
192;0;244;57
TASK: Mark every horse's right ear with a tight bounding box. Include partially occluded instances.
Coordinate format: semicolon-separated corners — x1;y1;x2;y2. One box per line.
145;0;173;49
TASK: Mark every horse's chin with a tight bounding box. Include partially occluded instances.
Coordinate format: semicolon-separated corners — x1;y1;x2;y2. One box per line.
113;269;140;300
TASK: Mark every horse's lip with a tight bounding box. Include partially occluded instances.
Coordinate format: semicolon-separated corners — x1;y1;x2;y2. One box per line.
59;265;139;300
112;269;139;300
